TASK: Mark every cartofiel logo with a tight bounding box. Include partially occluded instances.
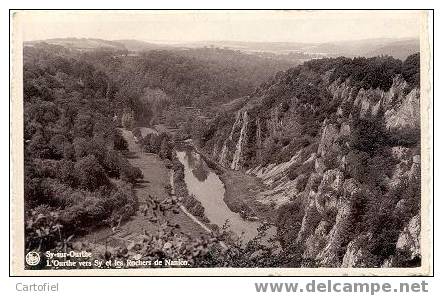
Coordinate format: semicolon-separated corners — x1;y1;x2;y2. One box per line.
25;251;41;266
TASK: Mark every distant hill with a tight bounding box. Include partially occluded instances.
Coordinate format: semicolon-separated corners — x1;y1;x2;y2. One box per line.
25;37;127;51
174;38;420;60
304;38;419;60
24;37;420;60
364;39;420;60
172;40;310;53
113;39;171;52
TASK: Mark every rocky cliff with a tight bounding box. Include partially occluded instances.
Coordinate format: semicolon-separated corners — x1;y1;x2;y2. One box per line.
198;54;421;267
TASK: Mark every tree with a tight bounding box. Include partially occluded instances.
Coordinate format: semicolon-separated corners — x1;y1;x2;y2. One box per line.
48;134;66;159
402;53;420;89
121;111;134;129
73;155;109;190
73;137;92;160
119;159;143;184
159;137;171;160
139;87;170;125
27;130;50;159
74;111;94;138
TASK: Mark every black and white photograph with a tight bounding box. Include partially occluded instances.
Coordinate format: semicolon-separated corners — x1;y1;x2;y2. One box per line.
10;10;432;276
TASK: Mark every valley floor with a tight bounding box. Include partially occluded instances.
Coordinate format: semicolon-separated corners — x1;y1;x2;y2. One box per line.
78;129;207;247
79;129;276;249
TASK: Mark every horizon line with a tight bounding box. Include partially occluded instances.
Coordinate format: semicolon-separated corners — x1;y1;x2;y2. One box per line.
24;36;420;45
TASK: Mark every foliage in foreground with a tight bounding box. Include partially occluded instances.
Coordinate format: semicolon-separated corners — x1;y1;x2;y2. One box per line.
26;194;291;269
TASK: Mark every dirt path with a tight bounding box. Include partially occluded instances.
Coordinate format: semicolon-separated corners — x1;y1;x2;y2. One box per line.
79;129;207;247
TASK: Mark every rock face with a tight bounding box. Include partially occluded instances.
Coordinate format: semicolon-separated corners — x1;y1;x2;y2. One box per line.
318;123;340;158
396;215;421;260
202;56;421;267
231;111;249;170
341;233;375;267
213;74;419;171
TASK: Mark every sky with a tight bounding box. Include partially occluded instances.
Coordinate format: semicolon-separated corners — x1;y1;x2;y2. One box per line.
15;10;423;44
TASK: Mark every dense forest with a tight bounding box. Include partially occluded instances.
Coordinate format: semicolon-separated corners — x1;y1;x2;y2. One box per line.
78;47;295;125
23;44;143;253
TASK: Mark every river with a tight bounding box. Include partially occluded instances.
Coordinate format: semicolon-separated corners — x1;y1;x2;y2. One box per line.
175;147;263;242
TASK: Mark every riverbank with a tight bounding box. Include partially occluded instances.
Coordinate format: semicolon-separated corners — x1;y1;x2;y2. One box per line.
220;170;276;224
193;144;277;225
170;153;211;224
123;132;274;242
78;129;208;247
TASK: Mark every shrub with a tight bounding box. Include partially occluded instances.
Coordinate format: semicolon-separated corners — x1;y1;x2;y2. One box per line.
348;115;386;155
276;199;306;248
114;130;128;151
107;182;138;220
25;205;63;253
402;53;420;89
159;137;172;160
288;160;315;181
73;137;92;160
102;149;123;178
121;111;134;129
74;112;94;138
119;159;143;184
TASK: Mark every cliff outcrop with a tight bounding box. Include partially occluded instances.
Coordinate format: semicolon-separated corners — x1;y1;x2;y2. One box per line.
199;54;421;267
